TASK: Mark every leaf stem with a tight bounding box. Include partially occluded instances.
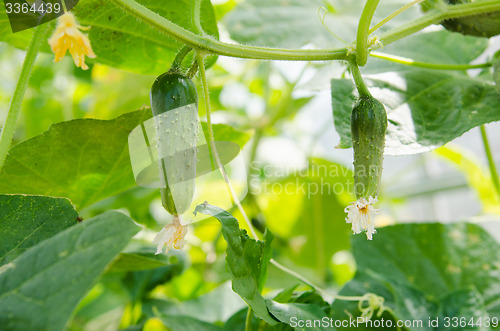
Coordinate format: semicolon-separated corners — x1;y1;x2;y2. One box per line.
356;0;380;66
379;0;500;47
0;23;51;170
245;307;253;331
349;58;372;98
196;52;259;239
193;0;205;37
369;0;425;33
480;125;500;200
370;51;492;70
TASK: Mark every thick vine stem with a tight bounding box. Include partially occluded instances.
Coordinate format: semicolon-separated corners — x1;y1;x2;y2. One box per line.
109;0;348;61
356;0;381;66
110;0;500;63
0;23;51;170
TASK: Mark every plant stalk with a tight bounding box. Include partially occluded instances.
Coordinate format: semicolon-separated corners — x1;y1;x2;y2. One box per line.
480;125;500;200
356;0;381;66
0;23;51;170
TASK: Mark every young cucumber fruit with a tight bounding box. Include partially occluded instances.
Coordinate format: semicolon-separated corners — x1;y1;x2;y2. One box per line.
150;72;198;216
351;95;387;199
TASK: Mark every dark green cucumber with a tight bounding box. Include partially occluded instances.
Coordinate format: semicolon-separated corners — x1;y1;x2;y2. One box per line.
351;95;387;199
151;72;198;215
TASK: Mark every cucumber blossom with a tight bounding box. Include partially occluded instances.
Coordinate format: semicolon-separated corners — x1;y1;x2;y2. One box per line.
351;95;387;199
150;72;198;215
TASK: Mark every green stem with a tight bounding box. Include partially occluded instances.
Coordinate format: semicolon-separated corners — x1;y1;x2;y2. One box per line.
349;58;371;98
480;125;500;200
193;0;205;36
110;0;500;62
370;51;492;70
370;0;425;33
0;23;50;170
356;0;380;66
170;46;192;71
245;307;253;331
379;0;500;47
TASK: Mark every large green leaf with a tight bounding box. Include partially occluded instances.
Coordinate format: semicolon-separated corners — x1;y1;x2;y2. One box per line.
0;109;150;209
331;72;500;155
0;211;140;331
0;194;78;265
193;203;278;325
0;0;219;74
332;223;500;330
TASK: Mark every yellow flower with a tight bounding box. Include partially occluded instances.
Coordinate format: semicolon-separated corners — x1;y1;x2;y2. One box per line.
48;13;96;70
153;215;188;255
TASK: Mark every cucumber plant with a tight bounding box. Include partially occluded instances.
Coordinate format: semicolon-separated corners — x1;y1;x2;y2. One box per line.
0;0;500;330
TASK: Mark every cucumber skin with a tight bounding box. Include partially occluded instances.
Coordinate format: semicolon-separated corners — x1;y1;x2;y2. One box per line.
150;72;198;215
351;96;387;199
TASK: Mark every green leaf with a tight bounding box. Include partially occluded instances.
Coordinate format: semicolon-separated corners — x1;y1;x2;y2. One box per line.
193;203;278;325
266;301;331;331
332;223;500;330
331;72;500;155
0;211;140;331
108;252;171;272
0;109;151;209
0;194;78;265
433;144;500;214
0;0;219;74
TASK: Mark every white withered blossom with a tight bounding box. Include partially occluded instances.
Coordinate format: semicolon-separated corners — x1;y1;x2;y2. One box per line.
153;215;187;255
344;196;379;240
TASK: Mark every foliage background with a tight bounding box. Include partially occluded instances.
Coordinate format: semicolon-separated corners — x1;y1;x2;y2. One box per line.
0;0;500;330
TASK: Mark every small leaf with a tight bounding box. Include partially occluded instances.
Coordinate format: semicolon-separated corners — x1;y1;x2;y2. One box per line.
0;194;78;265
194;203;278;325
0;211;140;331
331;71;500;155
0;109;151;209
266;301;331;331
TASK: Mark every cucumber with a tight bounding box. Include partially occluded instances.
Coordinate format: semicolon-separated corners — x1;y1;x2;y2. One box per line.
351;95;387;199
150;72;198;215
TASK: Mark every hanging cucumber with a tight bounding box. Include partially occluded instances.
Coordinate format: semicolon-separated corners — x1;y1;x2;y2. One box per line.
344;60;387;240
150;71;198;216
351;95;387;199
